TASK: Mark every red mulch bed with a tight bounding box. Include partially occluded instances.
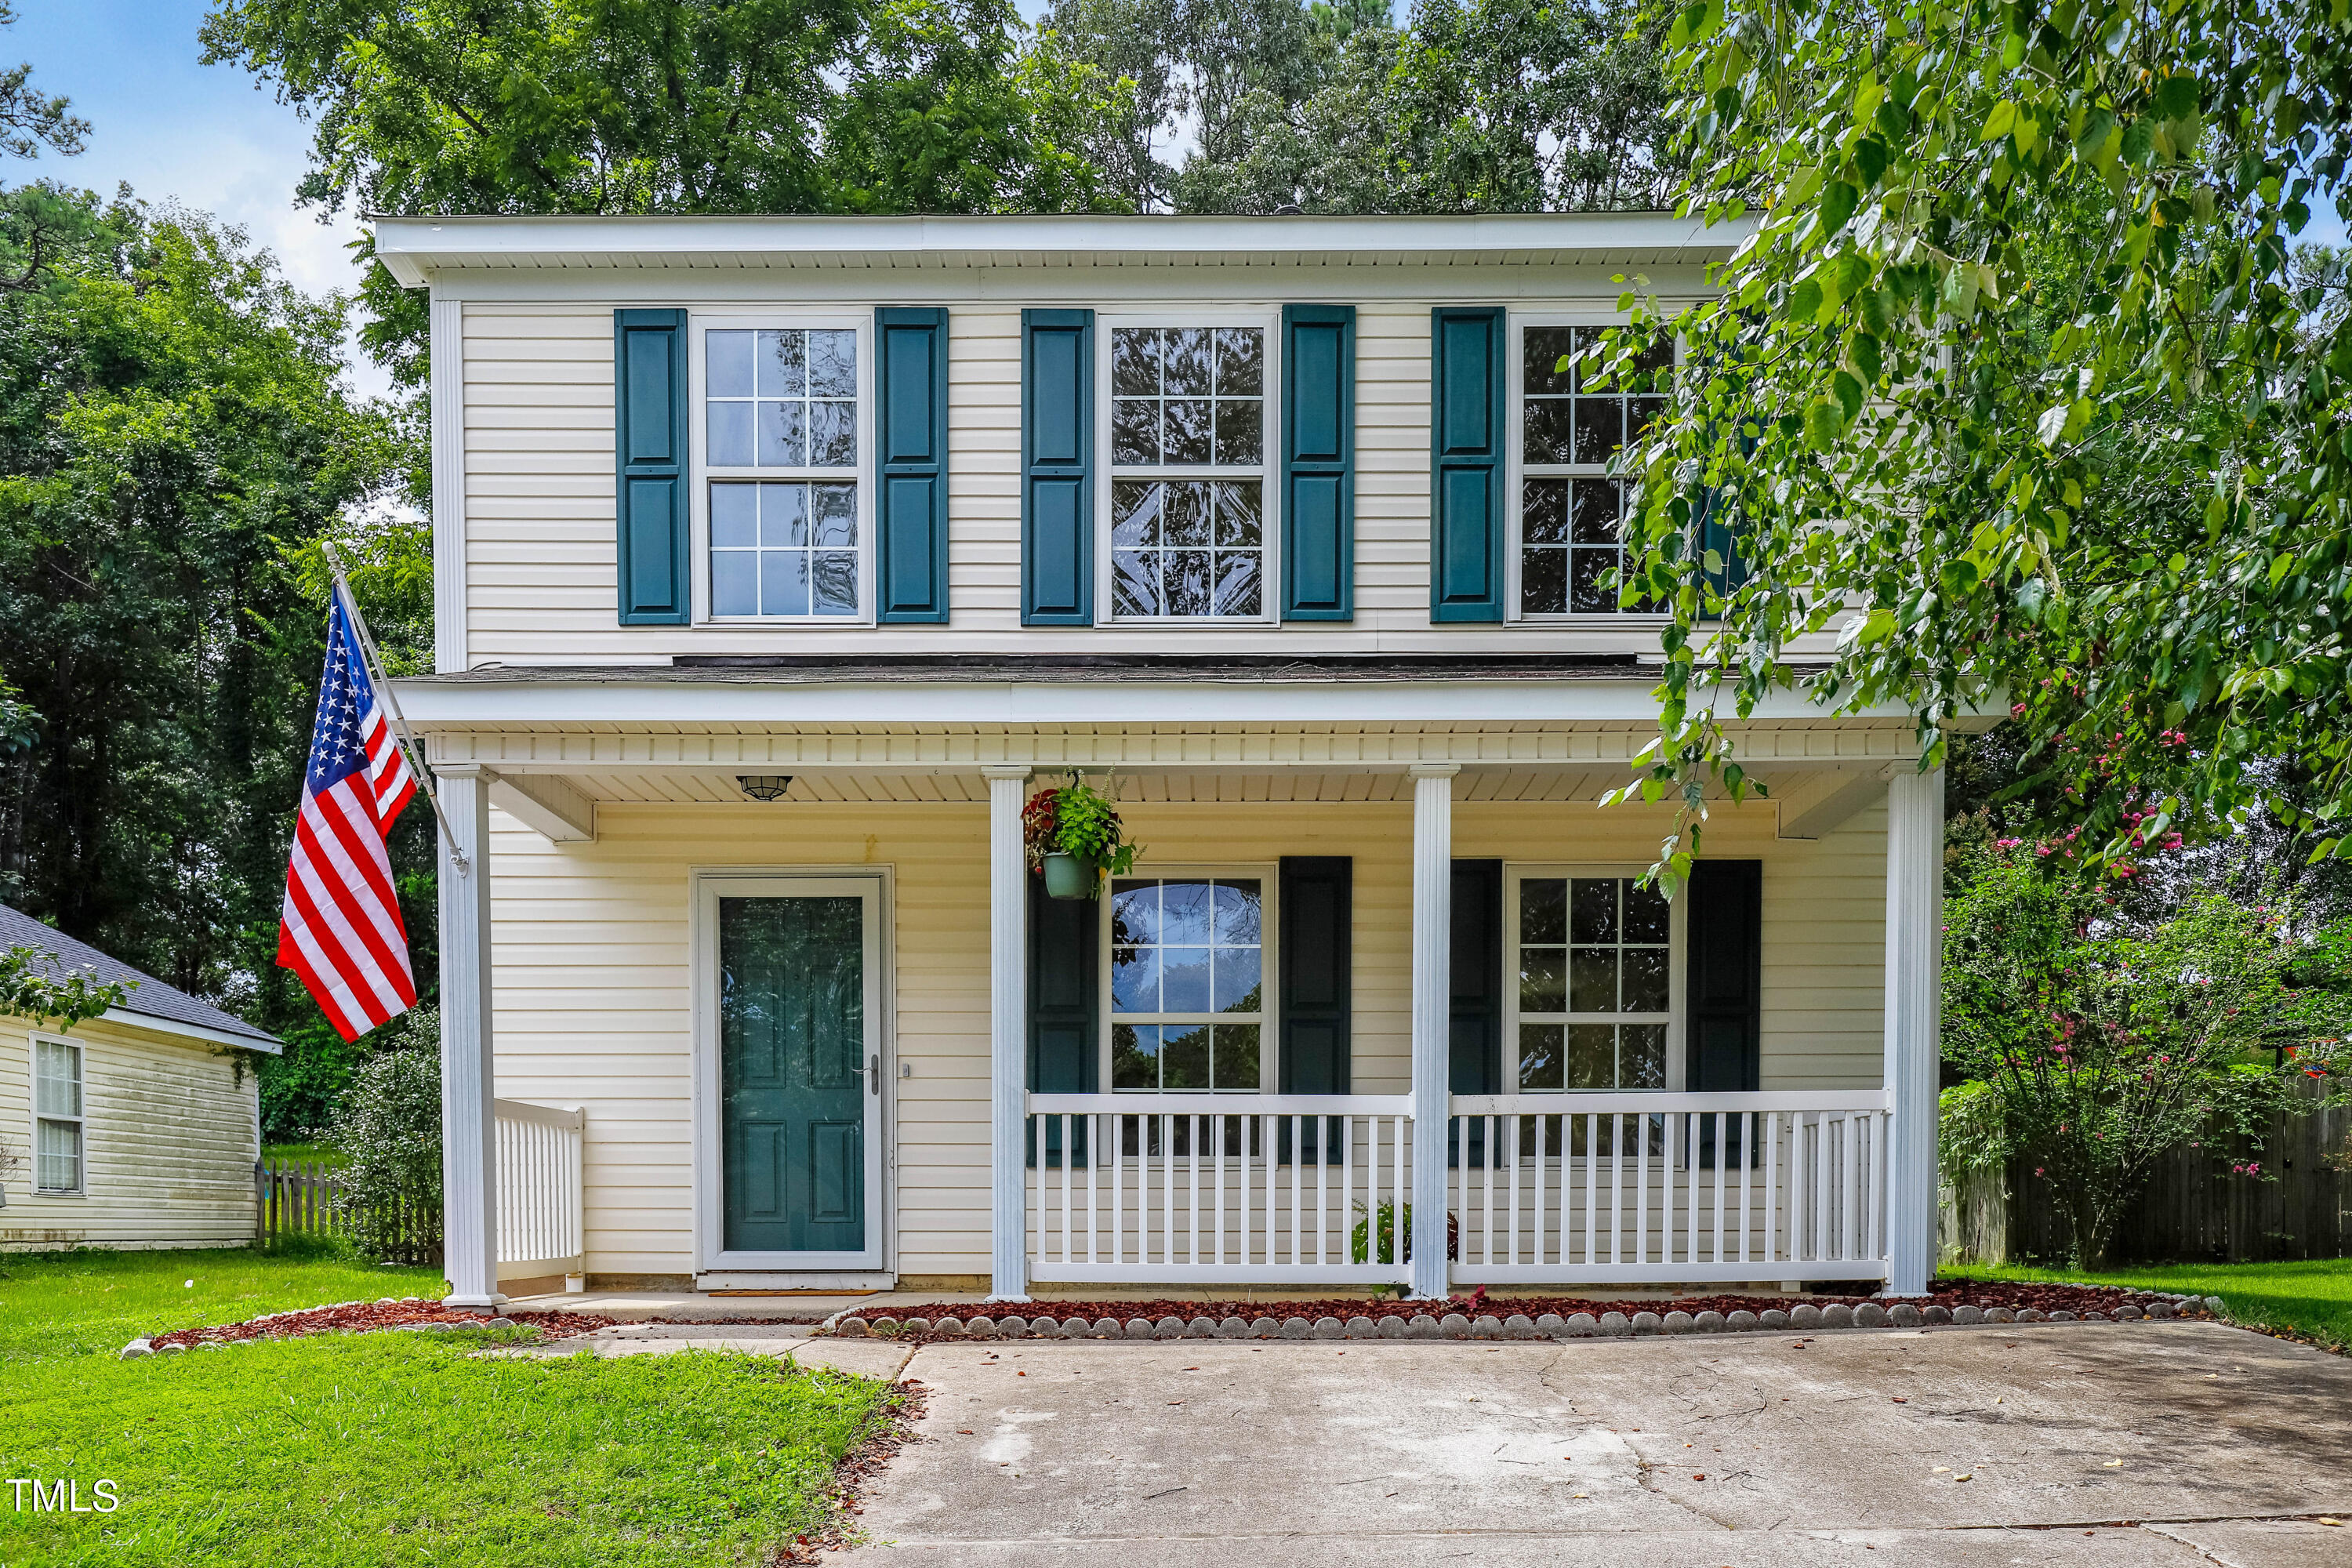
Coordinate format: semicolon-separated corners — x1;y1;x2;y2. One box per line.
151;1300;616;1348
835;1279;2180;1335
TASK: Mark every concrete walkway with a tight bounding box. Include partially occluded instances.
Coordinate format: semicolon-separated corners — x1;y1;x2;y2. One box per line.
822;1321;2351;1566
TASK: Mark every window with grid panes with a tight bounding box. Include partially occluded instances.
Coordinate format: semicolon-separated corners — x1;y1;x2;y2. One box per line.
1109;326;1268;619
34;1036;83;1192
704;327;862;618
1514;877;1671;1091
1519;326;1671;615
1109;877;1266;1091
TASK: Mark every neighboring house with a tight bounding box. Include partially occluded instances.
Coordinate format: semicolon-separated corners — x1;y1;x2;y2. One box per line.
0;903;278;1250
374;213;1962;1307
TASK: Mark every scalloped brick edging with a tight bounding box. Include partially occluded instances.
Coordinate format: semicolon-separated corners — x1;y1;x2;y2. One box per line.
819;1290;2229;1345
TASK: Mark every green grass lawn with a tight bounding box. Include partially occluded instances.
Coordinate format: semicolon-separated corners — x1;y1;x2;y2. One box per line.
0;1245;445;1363
1946;1258;2352;1352
0;1250;901;1567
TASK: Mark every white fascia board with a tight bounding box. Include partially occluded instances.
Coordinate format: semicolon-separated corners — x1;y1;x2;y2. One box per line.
370;211;1755;285
96;1007;283;1054
389;674;1923;729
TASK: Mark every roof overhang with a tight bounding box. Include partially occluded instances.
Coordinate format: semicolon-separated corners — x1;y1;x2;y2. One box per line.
95;1005;281;1054
368;212;1752;289
390;661;1943;733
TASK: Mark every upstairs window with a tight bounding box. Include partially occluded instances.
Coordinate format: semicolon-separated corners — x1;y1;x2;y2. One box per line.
1515;324;1671;617
1105;322;1272;621
1108;876;1269;1091
701;325;866;620
1510;873;1673;1091
34;1036;83;1192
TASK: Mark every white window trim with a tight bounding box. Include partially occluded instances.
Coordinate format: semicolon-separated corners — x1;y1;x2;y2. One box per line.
1094;309;1283;626
1504;311;1680;628
30;1032;85;1196
689;310;877;628
1501;864;1686;1094
1100;863;1279;1093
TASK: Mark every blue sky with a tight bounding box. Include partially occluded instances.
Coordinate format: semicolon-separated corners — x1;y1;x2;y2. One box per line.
13;0;387;388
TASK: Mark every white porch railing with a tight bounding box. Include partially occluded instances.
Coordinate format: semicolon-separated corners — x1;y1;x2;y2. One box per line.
1023;1089;1892;1288
1446;1091;1892;1284
1025;1094;1414;1286
495;1098;585;1279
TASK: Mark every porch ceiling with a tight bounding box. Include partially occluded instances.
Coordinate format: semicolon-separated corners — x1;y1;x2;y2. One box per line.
534;767;1771;807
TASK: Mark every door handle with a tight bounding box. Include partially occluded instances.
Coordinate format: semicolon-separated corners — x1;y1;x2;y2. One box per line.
865;1054;879;1094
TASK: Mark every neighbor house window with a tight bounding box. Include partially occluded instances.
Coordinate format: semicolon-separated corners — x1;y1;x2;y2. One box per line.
33;1036;83;1192
702;325;864;619
1109;877;1268;1091
1517;325;1671;616
1107;324;1271;619
1511;874;1671;1091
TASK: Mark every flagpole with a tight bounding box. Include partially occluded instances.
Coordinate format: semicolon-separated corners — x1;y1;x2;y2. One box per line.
320;541;470;877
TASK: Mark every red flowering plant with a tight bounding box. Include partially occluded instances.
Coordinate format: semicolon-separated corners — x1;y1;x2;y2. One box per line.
1939;848;2352;1268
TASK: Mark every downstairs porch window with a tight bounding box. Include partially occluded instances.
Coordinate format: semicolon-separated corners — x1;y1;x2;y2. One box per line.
1107;876;1267;1091
1511;874;1672;1091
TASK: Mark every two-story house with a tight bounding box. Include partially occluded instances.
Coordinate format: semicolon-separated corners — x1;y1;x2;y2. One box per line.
374;213;1947;1307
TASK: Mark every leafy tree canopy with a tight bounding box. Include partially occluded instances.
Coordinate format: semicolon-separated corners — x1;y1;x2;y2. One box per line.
1044;0;1675;213
1603;0;2352;893
200;0;1140;385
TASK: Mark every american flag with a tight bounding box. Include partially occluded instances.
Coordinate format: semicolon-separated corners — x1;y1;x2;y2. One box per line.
276;586;419;1040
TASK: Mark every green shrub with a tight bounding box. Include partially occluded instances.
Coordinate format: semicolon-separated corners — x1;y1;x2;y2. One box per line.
328;1008;442;1263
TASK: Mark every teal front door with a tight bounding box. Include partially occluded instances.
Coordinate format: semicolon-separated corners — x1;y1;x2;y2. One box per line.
717;889;876;1258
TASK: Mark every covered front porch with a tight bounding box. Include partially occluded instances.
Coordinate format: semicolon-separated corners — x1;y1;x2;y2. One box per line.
399;673;1945;1307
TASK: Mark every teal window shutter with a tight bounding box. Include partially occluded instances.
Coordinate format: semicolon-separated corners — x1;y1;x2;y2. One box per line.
1022;308;1094;626
1448;857;1504;1168
1429;307;1506;622
876;307;951;623
1278;856;1352;1094
1281;305;1356;620
1687;858;1762;1167
1697;488;1751;603
1028;875;1098;1167
614;308;690;626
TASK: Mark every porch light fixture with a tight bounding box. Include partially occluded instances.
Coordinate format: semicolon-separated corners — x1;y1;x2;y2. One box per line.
736;775;793;802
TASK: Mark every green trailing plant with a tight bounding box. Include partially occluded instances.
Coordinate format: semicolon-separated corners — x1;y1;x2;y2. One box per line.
0;945;131;1029
1022;776;1143;877
1348;1199;1460;1265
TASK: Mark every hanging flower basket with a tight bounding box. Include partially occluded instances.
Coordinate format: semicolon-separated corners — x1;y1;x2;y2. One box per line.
1023;778;1141;900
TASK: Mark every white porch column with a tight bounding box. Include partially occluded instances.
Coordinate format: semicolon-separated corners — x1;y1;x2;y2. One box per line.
437;764;502;1309
985;764;1033;1301
1883;765;1945;1297
1408;763;1457;1300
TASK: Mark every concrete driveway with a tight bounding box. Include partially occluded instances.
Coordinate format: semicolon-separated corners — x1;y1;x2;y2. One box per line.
826;1321;2352;1566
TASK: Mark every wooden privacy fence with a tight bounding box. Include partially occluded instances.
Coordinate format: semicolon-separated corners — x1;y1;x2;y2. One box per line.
254;1156;440;1265
1941;1079;2352;1266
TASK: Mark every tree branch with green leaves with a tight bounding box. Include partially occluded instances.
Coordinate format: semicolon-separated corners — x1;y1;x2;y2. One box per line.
1600;0;2352;886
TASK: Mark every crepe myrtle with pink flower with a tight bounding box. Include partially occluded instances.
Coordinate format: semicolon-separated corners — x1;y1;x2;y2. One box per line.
1936;844;2352;1268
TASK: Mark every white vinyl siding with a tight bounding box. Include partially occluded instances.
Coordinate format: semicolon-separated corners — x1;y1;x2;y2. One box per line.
456;285;1734;666
477;790;1886;1284
0;1018;260;1248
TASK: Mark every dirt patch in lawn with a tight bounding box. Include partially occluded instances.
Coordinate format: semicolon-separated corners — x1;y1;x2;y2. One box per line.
150;1300;617;1346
